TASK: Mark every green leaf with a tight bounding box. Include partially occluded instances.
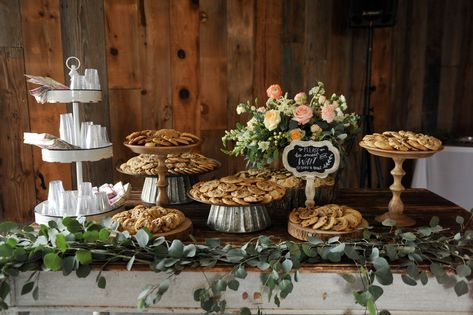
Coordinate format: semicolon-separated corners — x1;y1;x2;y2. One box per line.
430;263;445;277
21;282;34;295
98;228;110;241
75;250;92;265
76;264;91;278
168;239;184;258
406;264;419;279
429;216;439;227
454;280;469;296
43;253;63;271
401;274;417;286
0;221;18;232
227;248;246;263
0;244;13;258
63;218;83;233
0;281;10;300
228;279;239;291
127;255;136;271
83;230;99;242
282;259;293;273
55;234;68;253
193;288;204;301
327;236;340;243
211;279;226;293
62;256;76;276
330;243;345;253
240;307;251;315
456;264;471;277
205;238;220;248
368;285;383;301
382;219;396;227
32;286;39;300
419;271;428;285
256;261;270;271
97;276;106;289
373;257;389;271
370;248;380;260
307;235;323;245
367;297;376;315
274;294;281;307
235;265;247;279
183;244;196;257
158;279;170;294
375;268;393;285
135;229;150;248
340;273;356;284
379;311;391;315
456;216;465;225
401;232;416;241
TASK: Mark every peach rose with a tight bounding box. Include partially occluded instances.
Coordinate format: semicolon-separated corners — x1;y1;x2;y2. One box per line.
266;84;283;99
289;128;304;141
292;105;313;125
294;92;307;105
263;110;281;131
321;103;336;123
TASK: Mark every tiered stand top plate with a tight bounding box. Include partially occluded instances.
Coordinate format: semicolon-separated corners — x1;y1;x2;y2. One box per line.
124;141;201;155
46;89;102;103
42;145;113;163
359;142;442;158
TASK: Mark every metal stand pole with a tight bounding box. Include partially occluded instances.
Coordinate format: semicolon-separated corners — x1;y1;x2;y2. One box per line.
359;22;384;188
72;101;83;187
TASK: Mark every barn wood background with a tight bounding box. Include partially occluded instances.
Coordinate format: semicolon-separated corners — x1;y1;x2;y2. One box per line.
1;0;472;222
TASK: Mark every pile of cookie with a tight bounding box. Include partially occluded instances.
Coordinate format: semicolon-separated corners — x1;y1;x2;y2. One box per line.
289;204;363;232
120;153;219;176
112;204;186;234
189;175;286;206
124;129;200;147
361;131;442;151
235;168;335;189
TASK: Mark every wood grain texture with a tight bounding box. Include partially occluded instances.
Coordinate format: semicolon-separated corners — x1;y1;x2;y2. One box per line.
60;0;113;187
0;48;37;221
0;0;22;47
170;0;200;135
20;0;73;200
199;0;227;130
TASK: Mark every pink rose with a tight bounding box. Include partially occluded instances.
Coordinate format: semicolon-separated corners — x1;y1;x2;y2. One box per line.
321;103;336;123
294;92;307;105
292;105;313;125
266;84;283;99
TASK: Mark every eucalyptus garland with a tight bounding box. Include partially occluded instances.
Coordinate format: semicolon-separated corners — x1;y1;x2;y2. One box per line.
0;214;472;315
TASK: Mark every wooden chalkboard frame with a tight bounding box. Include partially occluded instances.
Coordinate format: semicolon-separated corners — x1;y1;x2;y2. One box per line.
282;140;340;178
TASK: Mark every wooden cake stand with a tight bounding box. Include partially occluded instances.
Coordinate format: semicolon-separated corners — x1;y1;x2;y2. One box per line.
359;142;442;226
124;142;200;206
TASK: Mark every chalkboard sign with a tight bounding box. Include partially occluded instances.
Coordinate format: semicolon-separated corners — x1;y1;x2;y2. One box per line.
282;140;340;178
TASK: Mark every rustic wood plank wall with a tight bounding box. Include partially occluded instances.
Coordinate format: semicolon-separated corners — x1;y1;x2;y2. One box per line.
1;0;473;222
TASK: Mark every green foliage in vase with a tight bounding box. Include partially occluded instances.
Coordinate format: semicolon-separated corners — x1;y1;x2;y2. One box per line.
222;82;360;168
0;215;472;314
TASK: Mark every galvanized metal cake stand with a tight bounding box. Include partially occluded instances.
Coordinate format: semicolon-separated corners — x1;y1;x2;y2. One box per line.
188;194;271;233
124;142;200;206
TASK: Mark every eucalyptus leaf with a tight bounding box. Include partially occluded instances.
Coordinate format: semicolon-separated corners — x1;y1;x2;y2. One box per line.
379;310;391;315
98;228;110;241
456;264;471;278
282;259;293;273
401;274;417;286
168;240;184;258
340;273;356;284
205;238;220;248
158;279;170;294
329;243;345;253
370;248;380;260
235;265;247;279
75;250;92;265
76;264;91;278
307;235;323;245
454;280;469;296
373;257;389;271
183;244;196;258
55;234;67;253
327;236;340;244
401;232;416;242
406;263;419;279
62;256;76;276
32;286;39;300
21;282;34;295
456;216;465;225
127;255;136;271
0;281;10;300
97;276;106;289
43;253;63;271
382;219;396;227
375;268;393;285
419;271;428;285
228;279;239;291
240;307;251;315
211;279;226;293
368;285;383;301
0;221;18;232
430;263;445;277
429;216;440;227
135;229;150;248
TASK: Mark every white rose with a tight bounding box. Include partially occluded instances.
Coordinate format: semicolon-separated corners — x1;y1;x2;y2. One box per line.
258;141;270;151
236;104;246;115
263;110;281;131
246;117;257;131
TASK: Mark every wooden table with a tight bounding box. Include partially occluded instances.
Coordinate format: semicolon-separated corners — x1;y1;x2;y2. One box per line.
7;189;473;315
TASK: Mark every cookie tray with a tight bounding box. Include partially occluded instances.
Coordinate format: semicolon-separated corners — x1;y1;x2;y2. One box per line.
46;89;102;103
41;144;113;163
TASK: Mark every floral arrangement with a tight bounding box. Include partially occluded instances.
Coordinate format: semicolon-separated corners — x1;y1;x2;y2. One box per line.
222;82;360;168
